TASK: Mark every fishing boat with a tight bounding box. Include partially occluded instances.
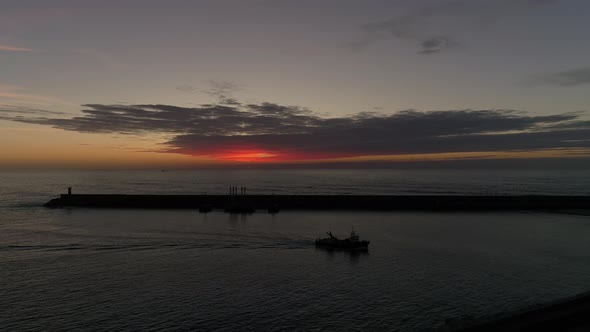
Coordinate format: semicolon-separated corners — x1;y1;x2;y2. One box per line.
315;229;370;250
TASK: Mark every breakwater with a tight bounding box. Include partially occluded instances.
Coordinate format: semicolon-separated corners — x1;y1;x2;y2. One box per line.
44;193;590;211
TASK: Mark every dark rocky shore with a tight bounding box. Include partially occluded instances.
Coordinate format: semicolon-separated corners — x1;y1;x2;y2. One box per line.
44;193;590;211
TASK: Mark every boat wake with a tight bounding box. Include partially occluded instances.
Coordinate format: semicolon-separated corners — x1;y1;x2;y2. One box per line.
0;238;312;254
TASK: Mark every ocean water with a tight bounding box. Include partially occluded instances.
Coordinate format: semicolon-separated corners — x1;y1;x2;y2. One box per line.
1;169;590;331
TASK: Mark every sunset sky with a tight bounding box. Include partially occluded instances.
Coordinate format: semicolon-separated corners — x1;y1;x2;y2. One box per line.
1;0;590;168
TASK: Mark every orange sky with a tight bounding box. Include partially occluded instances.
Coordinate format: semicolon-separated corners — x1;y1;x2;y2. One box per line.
2;123;590;169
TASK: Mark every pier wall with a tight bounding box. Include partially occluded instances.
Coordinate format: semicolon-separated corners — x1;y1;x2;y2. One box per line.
44;194;590;211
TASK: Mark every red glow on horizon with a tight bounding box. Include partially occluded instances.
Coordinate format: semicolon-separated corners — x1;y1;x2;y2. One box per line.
177;145;364;163
209;148;361;162
215;149;281;162
206;148;349;162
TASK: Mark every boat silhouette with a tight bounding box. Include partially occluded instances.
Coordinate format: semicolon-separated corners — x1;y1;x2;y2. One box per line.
315;229;370;251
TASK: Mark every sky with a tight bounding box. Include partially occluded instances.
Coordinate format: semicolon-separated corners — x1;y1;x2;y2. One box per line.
1;0;590;169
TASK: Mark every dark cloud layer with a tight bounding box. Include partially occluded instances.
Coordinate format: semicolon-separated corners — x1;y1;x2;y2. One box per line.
533;67;590;87
351;0;560;54
0;106;67;117
4;101;590;160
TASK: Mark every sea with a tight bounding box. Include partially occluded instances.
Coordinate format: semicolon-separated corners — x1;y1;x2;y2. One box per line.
1;169;590;331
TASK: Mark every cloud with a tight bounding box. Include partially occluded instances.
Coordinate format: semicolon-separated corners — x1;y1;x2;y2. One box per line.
176;84;198;94
9;102;318;136
350;0;560;54
0;106;67;116
0;106;68;123
532;67;590;87
4;100;589;162
176;80;242;105
418;36;456;54
0;44;35;52
203;80;241;105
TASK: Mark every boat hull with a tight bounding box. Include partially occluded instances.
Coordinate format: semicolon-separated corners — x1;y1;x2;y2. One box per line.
314;239;370;251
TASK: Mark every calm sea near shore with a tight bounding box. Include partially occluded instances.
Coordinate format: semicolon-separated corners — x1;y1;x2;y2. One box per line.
1;169;590;331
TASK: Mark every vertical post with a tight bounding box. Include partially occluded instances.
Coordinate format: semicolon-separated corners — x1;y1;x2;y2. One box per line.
68;187;72;195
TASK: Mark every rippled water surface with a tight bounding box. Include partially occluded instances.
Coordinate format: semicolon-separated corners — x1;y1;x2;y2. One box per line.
1;170;590;331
